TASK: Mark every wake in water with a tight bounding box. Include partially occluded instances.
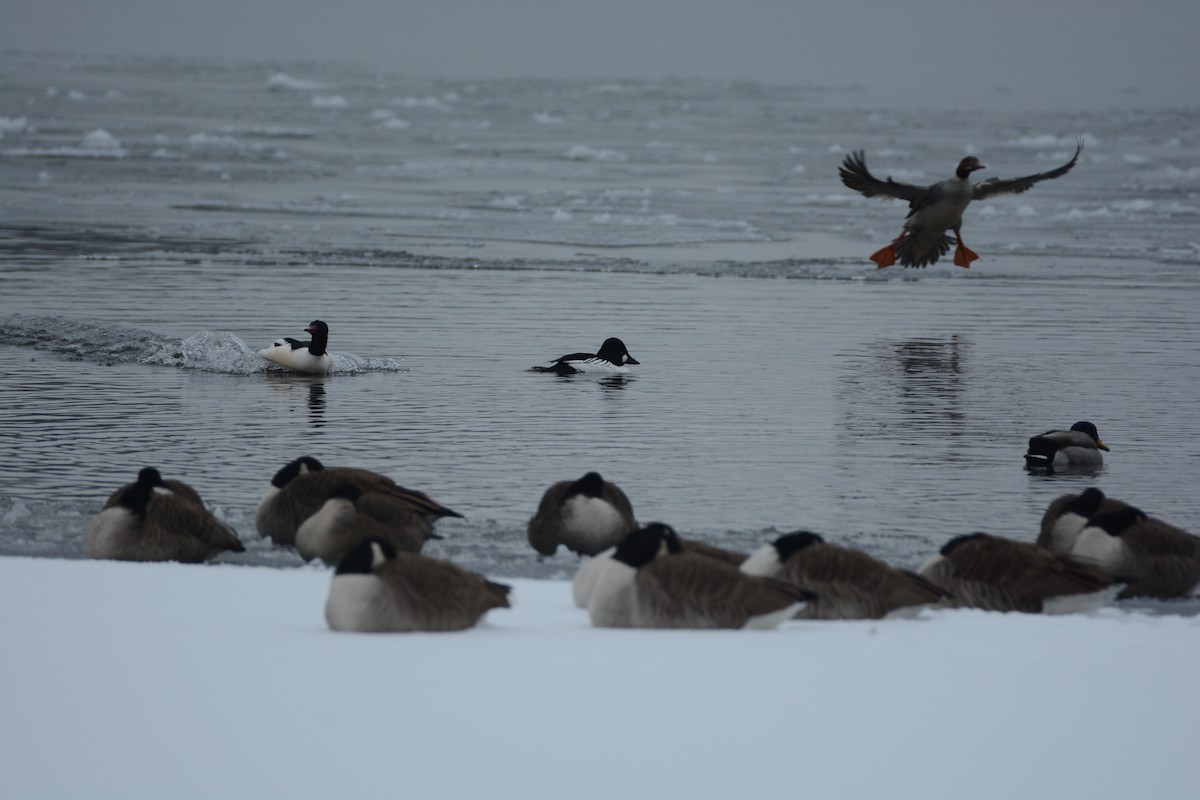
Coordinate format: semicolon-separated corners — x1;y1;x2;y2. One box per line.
0;315;405;375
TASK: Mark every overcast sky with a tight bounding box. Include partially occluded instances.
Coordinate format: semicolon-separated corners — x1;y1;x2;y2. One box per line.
3;0;1198;107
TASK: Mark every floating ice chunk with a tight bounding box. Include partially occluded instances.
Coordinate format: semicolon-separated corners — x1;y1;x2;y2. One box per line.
551;208;573;222
534;112;565;124
267;72;326;91
370;109;395;120
381;118;410;129
68;89;86;101
312;95;348;109
80;129;127;157
564;145;628;162
0;116;27;132
37;171;50;183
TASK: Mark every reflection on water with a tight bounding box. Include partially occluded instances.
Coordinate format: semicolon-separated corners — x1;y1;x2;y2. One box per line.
263;373;328;428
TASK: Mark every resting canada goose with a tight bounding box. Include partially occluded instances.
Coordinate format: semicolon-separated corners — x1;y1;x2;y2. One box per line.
1070;507;1200;599
102;469;204;508
588;523;814;629
258;319;334;374
1037;488;1130;555
85;467;244;562
1024;422;1109;472
296;484;435;565
918;532;1119;614
741;531;950;619
325;537;512;633
527;471;637;556
573;535;747;609
255;456;462;546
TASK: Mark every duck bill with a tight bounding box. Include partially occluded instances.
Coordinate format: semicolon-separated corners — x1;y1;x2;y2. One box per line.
626;356;640;365
1097;439;1110;451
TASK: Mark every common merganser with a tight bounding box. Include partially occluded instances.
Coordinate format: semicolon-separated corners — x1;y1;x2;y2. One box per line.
259;319;334;373
531;337;639;375
325;538;511;632
839;142;1081;268
1024;421;1109;472
527;471;637;557
85;467;245;562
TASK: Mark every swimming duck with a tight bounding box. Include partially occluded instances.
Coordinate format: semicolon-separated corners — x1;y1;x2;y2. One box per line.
527;471;637;557
255;456;462;546
530;337;639;375
325;538;511;632
918;532;1119;614
740;531;949;619
587;523;814;629
258;319;334;374
1025;421;1109;472
839;142;1081;268
1070;506;1200;599
296;483;436;565
85;467;245;562
1037;488;1129;555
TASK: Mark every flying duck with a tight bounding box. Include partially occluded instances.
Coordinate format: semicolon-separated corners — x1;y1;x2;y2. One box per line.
1037;488;1129;556
325;538;512;632
530;337;639;375
527;471;637;557
917;532;1119;614
740;531;949;619
1025;421;1109;472
255;456;462;546
1070;507;1200;599
839;142;1081;268
85;467;245;562
258;319;334;374
296;483;436;565
587;523;814;629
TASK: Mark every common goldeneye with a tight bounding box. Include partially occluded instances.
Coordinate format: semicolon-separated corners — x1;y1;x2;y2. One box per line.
531;337;639;375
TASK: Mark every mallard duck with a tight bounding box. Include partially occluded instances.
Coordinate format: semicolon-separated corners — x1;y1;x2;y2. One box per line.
839;143;1081;268
1025;421;1109;471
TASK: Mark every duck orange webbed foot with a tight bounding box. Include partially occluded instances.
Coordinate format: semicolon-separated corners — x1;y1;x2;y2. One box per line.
869;233;905;269
953;242;979;268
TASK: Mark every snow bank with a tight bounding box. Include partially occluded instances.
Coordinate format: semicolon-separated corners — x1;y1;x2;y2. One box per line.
0;557;1195;800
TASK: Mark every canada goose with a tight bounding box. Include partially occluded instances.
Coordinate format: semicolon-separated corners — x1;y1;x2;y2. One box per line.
588;523;814;629
325;538;511;633
85;467;244;562
527;472;637;556
1024;422;1109;472
918;532;1119;614
1037;488;1130;555
296;484;435;565
255;456;462;546
741;531;950;619
839;143;1081;268
573;535;747;609
102;469;203;508
1070;507;1200;599
530;337;639;375
259;319;334;374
